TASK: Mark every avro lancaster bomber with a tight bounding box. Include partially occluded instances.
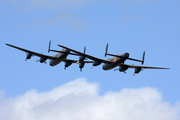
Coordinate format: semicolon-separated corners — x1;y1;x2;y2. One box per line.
6;41;169;76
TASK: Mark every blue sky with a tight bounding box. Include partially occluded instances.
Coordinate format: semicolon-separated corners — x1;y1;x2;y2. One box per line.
0;0;180;119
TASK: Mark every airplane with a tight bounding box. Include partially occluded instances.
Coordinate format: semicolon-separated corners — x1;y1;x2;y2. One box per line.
57;43;170;76
5;41;93;71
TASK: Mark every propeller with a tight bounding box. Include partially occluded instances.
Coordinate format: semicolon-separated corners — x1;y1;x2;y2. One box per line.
35;60;47;64
25;52;34;62
90;65;93;69
133;73;135;77
35;60;40;63
79;62;85;72
35;53;47;64
77;46;87;64
114;68;118;71
114;68;126;73
25;53;28;62
132;67;142;77
77;62;83;72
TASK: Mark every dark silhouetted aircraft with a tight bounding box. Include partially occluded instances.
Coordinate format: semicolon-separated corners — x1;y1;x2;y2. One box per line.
6;41;169;76
5;41;93;71
57;43;169;76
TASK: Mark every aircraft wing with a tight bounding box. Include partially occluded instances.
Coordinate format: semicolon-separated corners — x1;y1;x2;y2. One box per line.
6;43;57;59
63;59;94;63
58;44;111;63
120;64;170;69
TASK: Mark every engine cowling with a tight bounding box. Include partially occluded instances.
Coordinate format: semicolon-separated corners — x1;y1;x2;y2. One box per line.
25;52;33;62
119;65;129;72
65;61;73;68
64;61;73;70
135;67;141;74
93;60;102;66
79;62;85;72
40;56;48;63
79;56;86;62
26;52;33;59
133;67;142;76
90;60;103;69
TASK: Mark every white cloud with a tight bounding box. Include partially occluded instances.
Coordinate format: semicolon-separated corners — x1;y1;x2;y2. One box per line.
2;0;154;11
2;0;96;10
118;0;154;3
23;13;86;32
0;78;180;120
118;13;139;22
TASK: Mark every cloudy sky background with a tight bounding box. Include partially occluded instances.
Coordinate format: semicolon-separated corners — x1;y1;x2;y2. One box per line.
1;0;180;119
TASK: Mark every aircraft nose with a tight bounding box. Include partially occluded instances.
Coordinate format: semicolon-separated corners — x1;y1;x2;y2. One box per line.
125;52;129;58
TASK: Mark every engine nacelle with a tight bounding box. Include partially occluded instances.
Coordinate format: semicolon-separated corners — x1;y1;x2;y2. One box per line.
134;67;142;74
93;60;102;66
79;56;86;62
40;56;48;63
64;61;73;70
26;52;33;59
25;52;33;62
79;62;85;72
119;65;129;72
65;61;73;68
79;62;85;69
133;67;142;76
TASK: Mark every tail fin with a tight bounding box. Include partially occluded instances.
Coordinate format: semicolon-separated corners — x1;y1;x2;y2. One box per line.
142;51;145;65
105;43;108;57
84;46;86;54
48;40;51;53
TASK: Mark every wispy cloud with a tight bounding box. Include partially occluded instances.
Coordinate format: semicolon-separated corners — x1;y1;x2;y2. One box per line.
118;13;139;22
2;0;154;11
2;0;96;11
0;78;180;120
23;13;86;32
117;0;154;4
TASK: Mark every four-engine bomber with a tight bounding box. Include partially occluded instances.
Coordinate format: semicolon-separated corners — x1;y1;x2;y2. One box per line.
5;41;169;76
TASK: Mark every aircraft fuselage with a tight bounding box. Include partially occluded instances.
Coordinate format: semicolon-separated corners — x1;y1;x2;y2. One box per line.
49;49;70;66
102;53;129;70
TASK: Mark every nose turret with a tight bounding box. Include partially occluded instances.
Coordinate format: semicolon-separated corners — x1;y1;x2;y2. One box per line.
125;52;129;58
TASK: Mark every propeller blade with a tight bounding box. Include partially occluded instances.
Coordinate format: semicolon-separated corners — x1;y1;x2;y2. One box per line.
35;60;40;63
90;65;93;69
25;52;28;62
114;68;119;71
133;73;135;77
